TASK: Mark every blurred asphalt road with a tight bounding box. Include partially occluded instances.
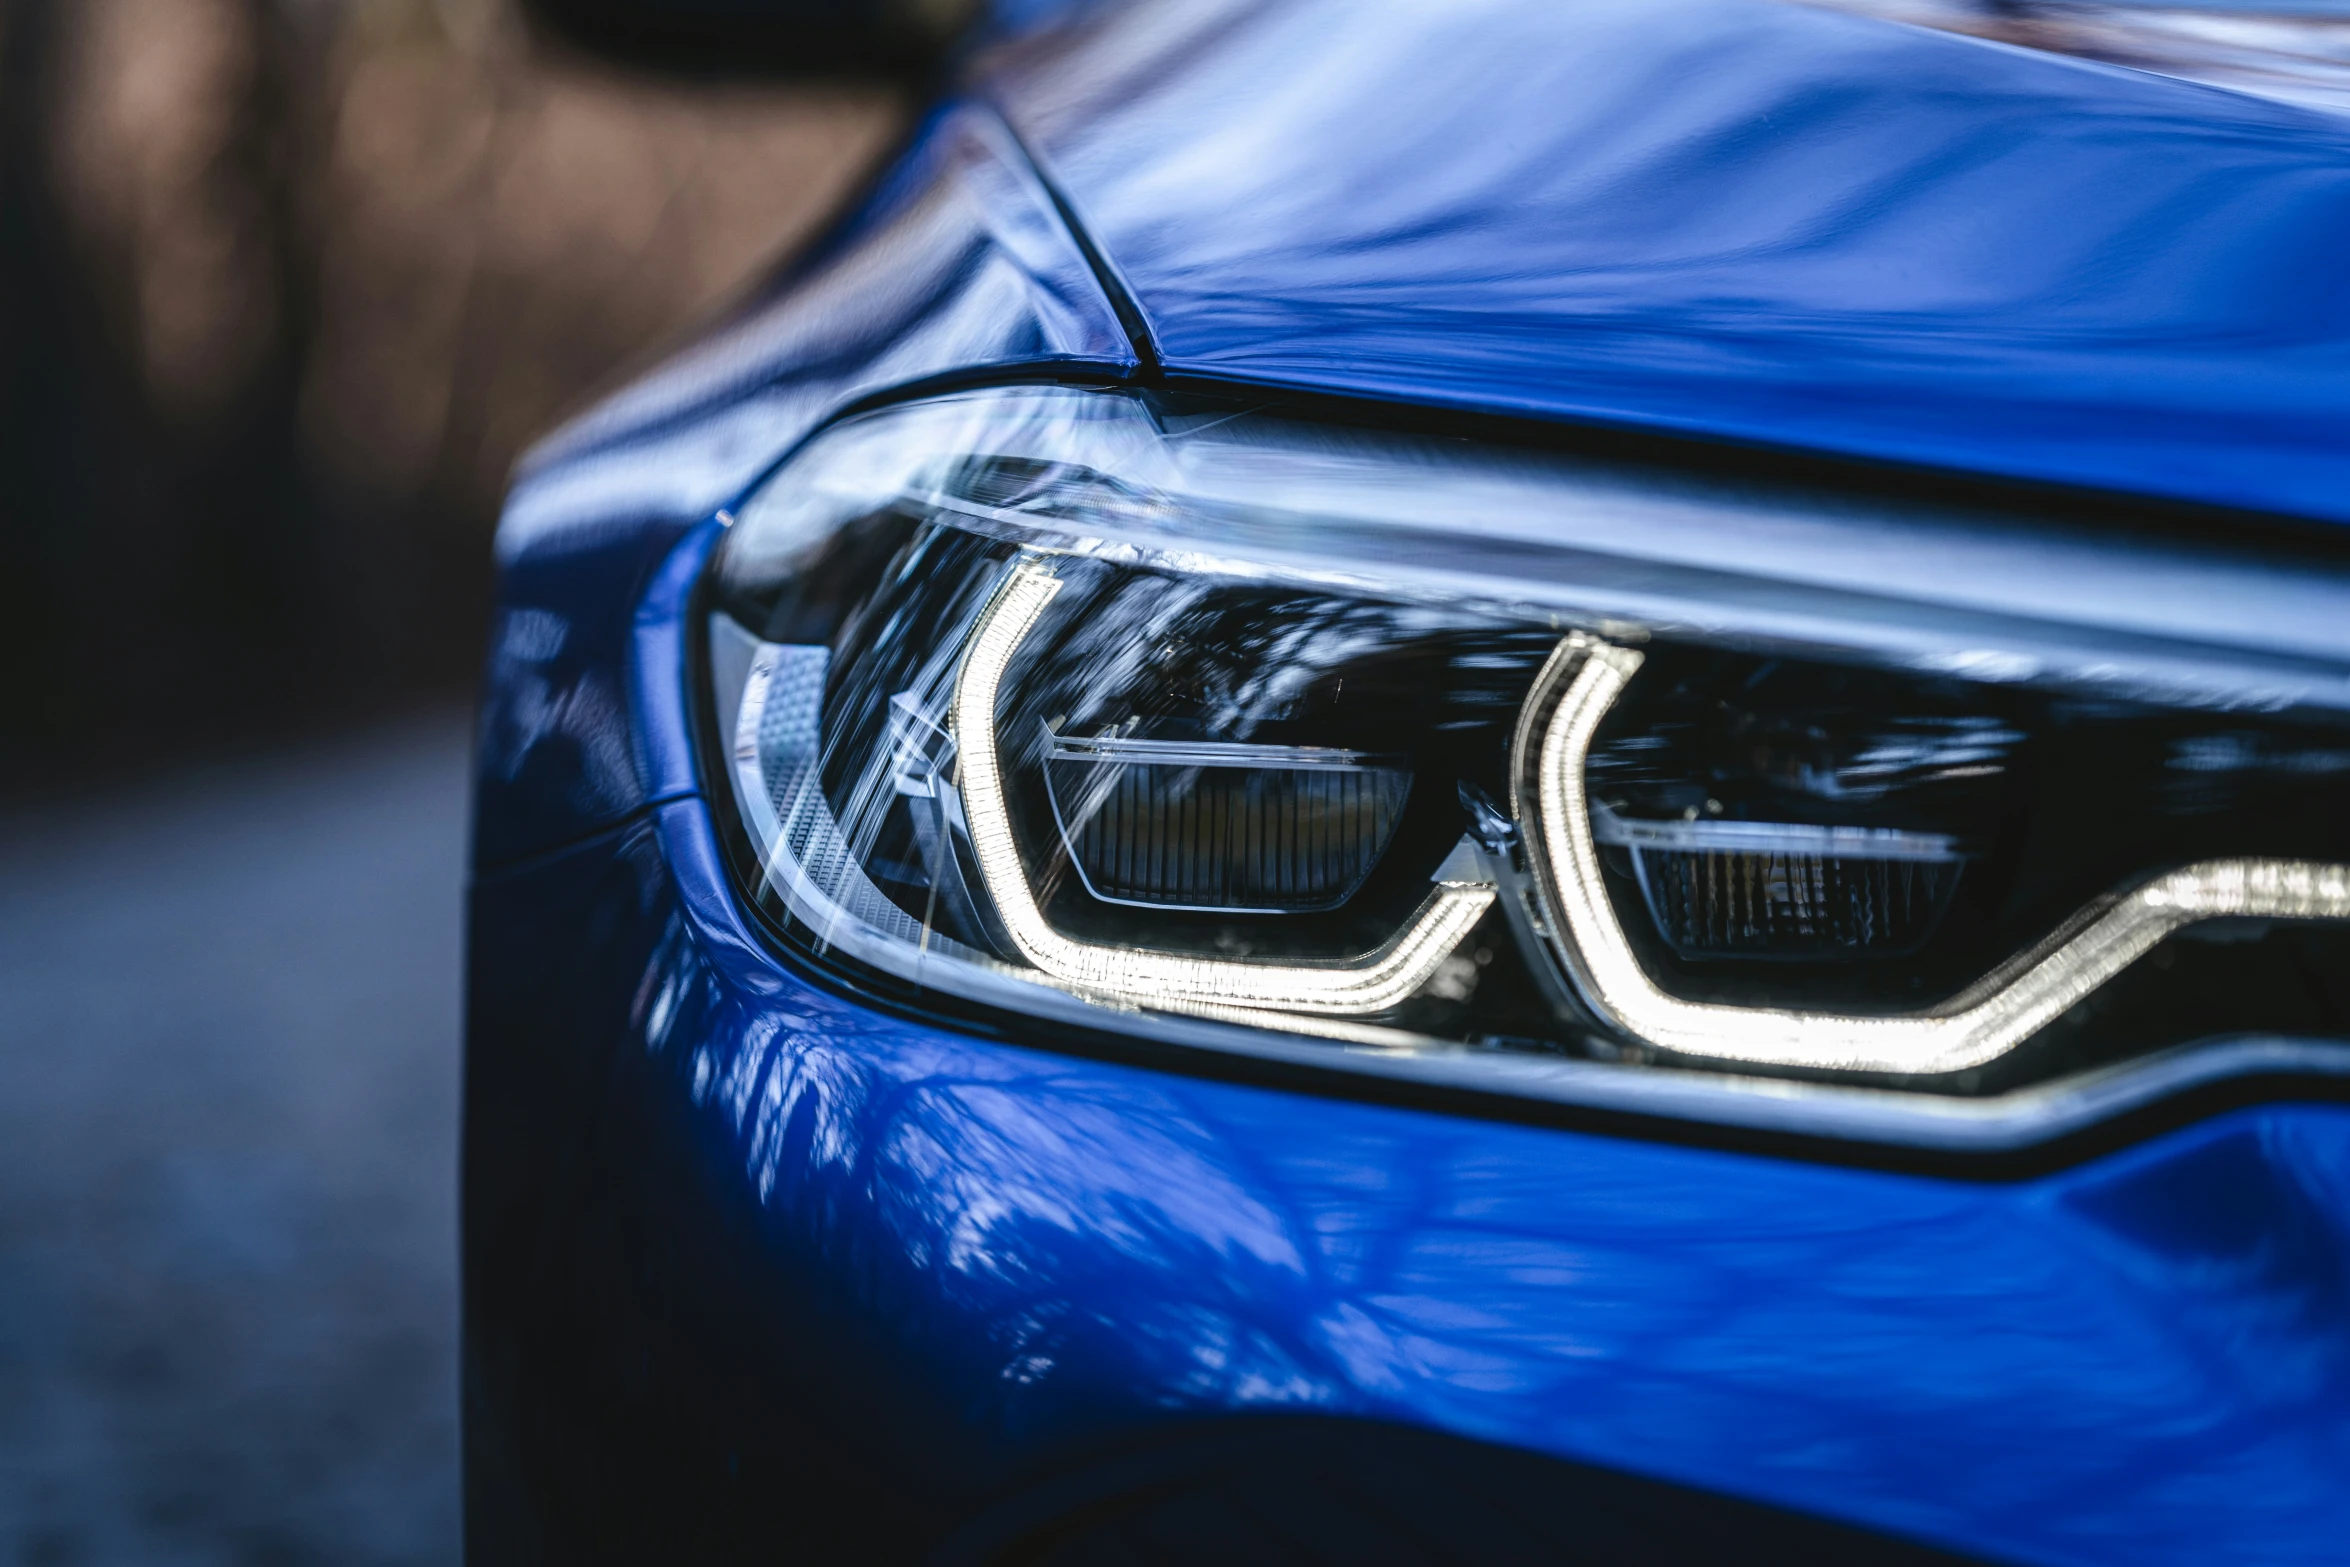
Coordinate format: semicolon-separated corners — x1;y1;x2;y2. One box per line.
0;714;471;1565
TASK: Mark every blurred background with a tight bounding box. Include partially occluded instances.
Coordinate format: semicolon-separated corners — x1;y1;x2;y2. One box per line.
2;0;906;784
0;1;902;1558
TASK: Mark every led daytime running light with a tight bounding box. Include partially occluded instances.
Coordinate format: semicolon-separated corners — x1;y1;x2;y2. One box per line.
952;561;1496;1014
1528;637;2350;1075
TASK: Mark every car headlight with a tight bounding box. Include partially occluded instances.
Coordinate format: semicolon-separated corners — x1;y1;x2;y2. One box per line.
701;385;2350;1118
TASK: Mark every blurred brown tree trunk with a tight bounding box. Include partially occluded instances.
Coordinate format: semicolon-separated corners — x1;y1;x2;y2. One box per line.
1;0;323;788
0;0;900;795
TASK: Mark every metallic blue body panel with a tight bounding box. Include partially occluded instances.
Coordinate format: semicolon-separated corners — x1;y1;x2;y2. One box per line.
468;2;2350;1557
462;522;2350;1564
474;102;1133;867
987;0;2350;526
638;807;2350;1567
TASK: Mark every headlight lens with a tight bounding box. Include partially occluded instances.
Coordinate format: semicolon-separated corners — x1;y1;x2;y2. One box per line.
703;386;2350;1111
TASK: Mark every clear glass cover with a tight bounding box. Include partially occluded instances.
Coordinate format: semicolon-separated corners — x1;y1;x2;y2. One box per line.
704;385;2350;1114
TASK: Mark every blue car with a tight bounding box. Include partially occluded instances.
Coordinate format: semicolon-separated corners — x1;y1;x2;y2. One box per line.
465;1;2350;1559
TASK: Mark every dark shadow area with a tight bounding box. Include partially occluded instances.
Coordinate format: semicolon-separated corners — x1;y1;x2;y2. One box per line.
932;1416;1985;1565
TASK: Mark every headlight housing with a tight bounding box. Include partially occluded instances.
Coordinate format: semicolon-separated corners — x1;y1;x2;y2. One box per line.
701;385;2350;1135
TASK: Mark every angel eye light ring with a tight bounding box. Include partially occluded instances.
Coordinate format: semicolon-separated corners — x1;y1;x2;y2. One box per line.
950;560;1497;1015
1524;636;2350;1076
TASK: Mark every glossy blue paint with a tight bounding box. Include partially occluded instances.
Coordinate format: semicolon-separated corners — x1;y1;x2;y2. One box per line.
464;514;2350;1563
626;517;723;810
465;760;2350;1565
474;535;664;869
986;0;2350;527
468;2;2350;1557
474;101;1133;867
501;99;1129;558
645;788;2350;1563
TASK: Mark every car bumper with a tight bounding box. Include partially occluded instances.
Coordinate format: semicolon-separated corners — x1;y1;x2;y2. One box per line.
463;521;2350;1566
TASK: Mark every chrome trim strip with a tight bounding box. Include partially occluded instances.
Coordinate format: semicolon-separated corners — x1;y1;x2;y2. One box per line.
1589;806;1961;863
1049;733;1404;771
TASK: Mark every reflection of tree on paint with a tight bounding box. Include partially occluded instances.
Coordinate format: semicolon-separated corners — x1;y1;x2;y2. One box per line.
1806;0;2350;117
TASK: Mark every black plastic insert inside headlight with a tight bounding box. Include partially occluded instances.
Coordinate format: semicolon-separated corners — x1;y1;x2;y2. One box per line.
703;386;2350;1110
1044;732;1412;915
1585;644;2350;1035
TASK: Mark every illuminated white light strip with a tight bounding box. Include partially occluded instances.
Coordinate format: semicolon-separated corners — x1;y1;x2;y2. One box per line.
953;561;1494;1014
1531;637;2350;1075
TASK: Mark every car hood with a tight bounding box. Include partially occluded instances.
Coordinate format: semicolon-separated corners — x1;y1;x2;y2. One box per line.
983;0;2350;527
